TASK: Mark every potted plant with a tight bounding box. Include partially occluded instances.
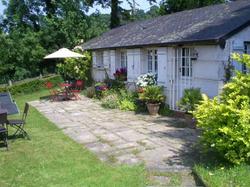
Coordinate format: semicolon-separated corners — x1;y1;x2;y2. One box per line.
139;86;165;115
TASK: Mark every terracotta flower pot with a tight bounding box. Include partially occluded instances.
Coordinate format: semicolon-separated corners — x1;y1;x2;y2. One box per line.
146;103;160;115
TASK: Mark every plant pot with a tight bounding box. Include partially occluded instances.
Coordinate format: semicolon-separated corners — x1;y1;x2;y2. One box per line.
146;103;160;115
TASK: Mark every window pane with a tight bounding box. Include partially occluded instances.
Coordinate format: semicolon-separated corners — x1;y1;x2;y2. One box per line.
148;51;153;72
154;50;158;73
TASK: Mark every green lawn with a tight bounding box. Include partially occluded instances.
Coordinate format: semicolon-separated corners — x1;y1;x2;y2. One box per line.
0;90;147;187
193;152;250;187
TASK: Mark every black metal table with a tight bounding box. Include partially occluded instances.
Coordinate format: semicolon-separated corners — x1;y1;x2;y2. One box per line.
0;92;19;115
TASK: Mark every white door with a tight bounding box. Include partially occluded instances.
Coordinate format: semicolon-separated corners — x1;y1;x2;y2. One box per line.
170;48;193;110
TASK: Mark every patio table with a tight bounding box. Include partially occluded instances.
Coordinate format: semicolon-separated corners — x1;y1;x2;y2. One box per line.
0;92;19;115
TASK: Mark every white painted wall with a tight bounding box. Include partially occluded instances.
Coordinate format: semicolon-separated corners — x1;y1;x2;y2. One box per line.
226;25;250;71
90;25;250;109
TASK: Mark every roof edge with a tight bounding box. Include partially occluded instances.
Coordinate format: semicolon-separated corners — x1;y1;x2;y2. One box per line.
220;20;250;41
83;39;220;51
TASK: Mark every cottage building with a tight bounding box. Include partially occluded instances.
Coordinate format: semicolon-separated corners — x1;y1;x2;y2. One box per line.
83;0;250;110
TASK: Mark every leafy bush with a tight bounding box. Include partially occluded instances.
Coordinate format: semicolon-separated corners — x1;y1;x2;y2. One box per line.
101;92;119;109
136;73;156;87
178;88;202;113
104;79;125;90
117;89;137;111
194;53;250;165
159;104;172;116
118;99;136;111
139;86;165;104
57;50;92;82
86;87;95;98
0;75;62;96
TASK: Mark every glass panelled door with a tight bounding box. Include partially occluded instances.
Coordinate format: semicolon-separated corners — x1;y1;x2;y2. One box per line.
171;48;193;110
147;49;158;74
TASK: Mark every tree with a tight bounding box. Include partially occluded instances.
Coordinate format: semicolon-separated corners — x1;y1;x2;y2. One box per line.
159;0;225;15
110;0;120;28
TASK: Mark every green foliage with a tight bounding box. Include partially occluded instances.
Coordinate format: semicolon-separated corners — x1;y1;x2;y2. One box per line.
101;90;120;109
104;79;125;90
0;75;63;96
57;50;92;81
86;86;95;98
139;86;165;104
0;90;147;187
178;88;202;113
118;99;136;111
159;104;172;116
0;1;110;83
194;53;250;165
159;0;224;15
117;89;137;111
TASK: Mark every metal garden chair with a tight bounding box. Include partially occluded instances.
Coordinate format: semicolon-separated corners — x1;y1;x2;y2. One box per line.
7;103;30;139
0;112;8;149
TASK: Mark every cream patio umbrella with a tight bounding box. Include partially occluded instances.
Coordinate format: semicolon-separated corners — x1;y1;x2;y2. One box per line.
44;48;84;59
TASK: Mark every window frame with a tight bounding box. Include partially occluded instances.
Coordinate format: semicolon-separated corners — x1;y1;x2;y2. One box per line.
96;51;104;68
147;49;158;74
178;48;193;78
120;50;127;68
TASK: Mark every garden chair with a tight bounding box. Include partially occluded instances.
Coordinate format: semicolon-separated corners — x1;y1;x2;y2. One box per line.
69;80;83;100
0;112;8;149
7;103;30;139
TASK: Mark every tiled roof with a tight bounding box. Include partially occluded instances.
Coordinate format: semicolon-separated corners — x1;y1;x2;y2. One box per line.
83;0;250;50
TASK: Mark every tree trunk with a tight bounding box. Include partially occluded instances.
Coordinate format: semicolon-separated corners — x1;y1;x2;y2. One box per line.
110;0;120;29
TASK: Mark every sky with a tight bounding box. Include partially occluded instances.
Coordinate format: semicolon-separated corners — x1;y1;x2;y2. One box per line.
0;0;160;15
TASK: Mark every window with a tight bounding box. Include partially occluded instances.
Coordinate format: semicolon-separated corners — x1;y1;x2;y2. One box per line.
121;51;127;68
147;49;158;74
96;51;104;68
180;48;192;77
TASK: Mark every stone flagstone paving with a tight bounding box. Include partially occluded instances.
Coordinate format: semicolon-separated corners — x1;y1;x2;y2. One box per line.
30;96;200;186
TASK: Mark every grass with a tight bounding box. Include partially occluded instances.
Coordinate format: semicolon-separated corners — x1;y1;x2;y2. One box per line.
0;89;147;187
193;152;250;187
147;171;182;186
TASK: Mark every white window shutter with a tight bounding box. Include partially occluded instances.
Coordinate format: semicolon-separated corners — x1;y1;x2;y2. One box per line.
110;50;116;78
103;51;110;69
157;48;167;85
92;52;97;68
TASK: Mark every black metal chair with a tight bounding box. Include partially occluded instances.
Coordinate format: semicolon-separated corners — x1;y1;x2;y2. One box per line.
7;103;30;139
0;112;8;149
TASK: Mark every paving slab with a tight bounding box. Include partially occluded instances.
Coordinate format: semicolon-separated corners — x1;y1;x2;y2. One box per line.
30;96;200;186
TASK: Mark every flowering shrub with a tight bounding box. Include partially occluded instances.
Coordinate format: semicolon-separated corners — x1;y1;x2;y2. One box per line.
95;82;108;98
113;68;127;81
194;53;250;165
136;73;156;87
57;50;91;81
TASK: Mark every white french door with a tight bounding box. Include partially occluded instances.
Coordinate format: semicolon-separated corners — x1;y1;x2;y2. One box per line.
170;48;193;110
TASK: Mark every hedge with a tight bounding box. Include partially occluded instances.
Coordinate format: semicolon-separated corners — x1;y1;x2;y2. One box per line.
0;74;63;96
